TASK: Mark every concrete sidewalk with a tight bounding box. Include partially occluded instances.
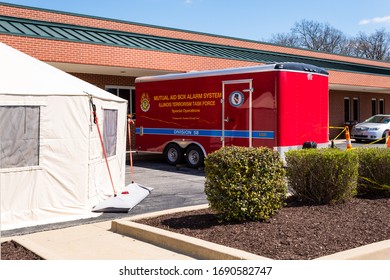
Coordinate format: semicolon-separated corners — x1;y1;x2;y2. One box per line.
3;221;193;260
1;206;205;260
1;204;264;260
6;221;195;260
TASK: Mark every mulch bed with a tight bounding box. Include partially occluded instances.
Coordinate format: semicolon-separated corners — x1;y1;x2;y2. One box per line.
137;197;390;260
2;197;389;260
1;240;43;260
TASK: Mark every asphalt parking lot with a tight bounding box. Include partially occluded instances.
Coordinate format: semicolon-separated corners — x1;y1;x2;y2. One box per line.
334;139;386;150
2;139;386;237
124;152;207;215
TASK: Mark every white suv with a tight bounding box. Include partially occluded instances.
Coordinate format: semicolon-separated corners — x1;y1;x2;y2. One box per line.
351;114;390;142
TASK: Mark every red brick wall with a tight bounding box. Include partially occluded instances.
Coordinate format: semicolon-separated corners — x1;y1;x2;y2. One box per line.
71;73;136;89
0;34;258;72
1;3;261;73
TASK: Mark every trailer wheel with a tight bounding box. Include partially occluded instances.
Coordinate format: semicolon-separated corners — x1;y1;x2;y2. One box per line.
164;143;183;165
185;144;204;169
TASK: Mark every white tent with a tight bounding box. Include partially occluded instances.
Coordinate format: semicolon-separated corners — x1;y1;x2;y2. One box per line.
0;42;128;230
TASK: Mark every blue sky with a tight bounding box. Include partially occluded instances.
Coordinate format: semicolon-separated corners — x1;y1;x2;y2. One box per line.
2;0;390;41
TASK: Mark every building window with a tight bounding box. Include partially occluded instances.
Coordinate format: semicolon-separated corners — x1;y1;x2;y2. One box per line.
372;98;377;115
344;97;350;122
103;109;118;157
0;106;40;168
106;86;136;117
353;97;359;121
379;99;385;114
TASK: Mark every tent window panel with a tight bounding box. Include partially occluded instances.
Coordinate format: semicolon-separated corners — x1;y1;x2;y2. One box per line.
103;109;118;157
0;106;40;168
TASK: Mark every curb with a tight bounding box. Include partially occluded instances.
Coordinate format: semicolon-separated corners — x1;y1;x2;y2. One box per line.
111;220;269;260
10;237;60;260
316;239;390;260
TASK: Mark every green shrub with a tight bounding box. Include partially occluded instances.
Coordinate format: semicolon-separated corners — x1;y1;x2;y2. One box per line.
204;146;287;222
285;148;358;204
353;148;390;197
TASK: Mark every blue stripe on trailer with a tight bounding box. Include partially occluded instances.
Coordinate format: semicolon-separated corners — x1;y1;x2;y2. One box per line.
136;127;274;139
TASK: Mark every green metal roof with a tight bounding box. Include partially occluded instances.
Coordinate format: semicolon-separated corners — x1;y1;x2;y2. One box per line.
1;15;390;76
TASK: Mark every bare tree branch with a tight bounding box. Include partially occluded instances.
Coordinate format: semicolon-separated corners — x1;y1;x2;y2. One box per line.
268;20;390;61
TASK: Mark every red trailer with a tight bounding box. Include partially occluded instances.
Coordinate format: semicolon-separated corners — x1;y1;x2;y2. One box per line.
135;63;329;168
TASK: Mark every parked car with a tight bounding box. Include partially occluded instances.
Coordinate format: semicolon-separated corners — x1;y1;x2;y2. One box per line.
351;114;390;142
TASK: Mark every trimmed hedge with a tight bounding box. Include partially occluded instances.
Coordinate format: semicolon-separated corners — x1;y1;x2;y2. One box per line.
204;146;287;222
352;148;390;197
285;148;358;204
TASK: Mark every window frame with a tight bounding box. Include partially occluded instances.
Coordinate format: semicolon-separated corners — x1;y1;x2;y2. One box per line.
372;98;377;116
105;85;135;117
379;98;385;114
353;97;359;121
344;97;350;123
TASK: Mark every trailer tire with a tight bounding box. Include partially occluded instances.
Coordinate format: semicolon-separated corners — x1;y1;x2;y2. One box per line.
185;144;204;169
164;143;184;165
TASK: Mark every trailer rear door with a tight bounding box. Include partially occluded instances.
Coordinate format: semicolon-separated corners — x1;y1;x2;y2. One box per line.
222;79;253;147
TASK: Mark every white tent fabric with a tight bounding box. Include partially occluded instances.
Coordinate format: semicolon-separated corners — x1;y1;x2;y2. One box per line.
0;42;128;230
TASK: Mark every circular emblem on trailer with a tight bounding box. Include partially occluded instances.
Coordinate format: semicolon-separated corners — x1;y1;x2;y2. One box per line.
229;91;244;107
140;92;150;112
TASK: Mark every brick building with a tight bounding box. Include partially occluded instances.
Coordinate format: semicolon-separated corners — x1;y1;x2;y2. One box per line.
1;2;390;140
